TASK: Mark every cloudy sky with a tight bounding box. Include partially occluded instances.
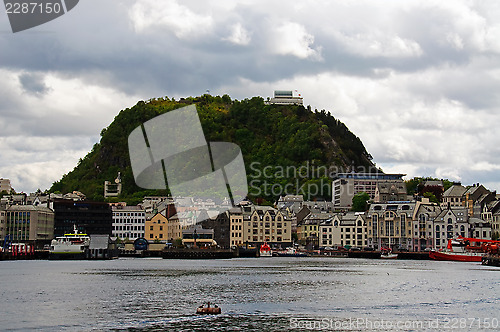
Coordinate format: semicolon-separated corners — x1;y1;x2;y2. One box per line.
1;0;500;194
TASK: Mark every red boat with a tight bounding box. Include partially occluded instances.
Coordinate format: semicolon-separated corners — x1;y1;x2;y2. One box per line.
429;237;500;262
259;242;272;257
429;250;484;262
196;302;221;315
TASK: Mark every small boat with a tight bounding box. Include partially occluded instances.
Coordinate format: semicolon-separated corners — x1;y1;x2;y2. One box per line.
259;242;272;257
276;247;308;257
196;302;221;315
380;248;398;259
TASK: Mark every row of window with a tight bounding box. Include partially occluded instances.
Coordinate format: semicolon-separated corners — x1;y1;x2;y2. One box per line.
113;212;145;217
113;219;145;224
112;232;144;239
249;236;284;242
113;225;145;231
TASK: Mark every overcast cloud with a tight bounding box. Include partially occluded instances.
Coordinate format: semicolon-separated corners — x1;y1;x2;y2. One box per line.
0;0;499;193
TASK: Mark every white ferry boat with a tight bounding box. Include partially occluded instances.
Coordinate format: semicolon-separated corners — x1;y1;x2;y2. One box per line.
49;226;90;259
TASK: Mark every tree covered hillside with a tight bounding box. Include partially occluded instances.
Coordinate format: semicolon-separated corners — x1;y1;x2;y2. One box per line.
51;95;375;204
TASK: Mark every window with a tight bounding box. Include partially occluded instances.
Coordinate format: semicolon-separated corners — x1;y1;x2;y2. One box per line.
150;226;153;231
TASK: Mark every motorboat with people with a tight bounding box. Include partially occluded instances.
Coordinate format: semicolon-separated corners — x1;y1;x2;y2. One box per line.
196;302;221;315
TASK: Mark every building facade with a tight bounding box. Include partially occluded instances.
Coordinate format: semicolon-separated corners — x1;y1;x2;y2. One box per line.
319;212;368;248
374;181;408;203
441;184;466;208
111;205;146;240
332;173;405;208
229;207;244;247
145;212;181;242
265;90;304;105
200;210;231;248
367;202;415;250
412;201;441;251
4;205;54;244
52;199;112;236
235;205;292;247
0;178;12;193
433;207;469;250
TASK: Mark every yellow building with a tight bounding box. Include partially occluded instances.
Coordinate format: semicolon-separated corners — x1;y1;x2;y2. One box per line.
229;207;244;247
244;206;291;245
145;212;181;243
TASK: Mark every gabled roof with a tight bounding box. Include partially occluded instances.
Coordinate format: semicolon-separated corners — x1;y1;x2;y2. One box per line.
443;185;466;197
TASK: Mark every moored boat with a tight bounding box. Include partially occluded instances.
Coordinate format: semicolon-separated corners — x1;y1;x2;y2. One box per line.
429;237;500;262
49;226;90;260
429;250;483;262
380;248;398;259
259;242;272;257
276;247;308;257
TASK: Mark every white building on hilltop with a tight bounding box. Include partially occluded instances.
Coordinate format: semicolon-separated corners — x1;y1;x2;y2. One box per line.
265;90;303;106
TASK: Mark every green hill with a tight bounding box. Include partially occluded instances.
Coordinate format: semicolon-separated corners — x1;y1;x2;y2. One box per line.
50;95;376;204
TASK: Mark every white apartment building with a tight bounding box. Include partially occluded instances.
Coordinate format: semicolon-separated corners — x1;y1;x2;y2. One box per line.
112;205;146;240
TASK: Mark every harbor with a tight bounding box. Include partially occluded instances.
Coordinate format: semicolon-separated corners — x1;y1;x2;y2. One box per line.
0;257;498;331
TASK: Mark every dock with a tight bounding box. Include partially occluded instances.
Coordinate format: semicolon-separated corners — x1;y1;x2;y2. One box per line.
162;248;237;259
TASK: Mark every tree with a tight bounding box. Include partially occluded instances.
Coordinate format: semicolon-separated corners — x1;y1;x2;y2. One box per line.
423;192;439;204
352;192;370;212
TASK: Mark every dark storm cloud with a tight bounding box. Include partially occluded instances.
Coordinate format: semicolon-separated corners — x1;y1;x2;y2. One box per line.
19;72;50;95
1;0;500;193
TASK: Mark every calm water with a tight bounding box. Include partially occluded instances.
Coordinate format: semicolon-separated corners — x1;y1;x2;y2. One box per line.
0;257;499;331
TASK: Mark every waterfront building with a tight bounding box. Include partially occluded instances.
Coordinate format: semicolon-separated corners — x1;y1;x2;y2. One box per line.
469;218;492;240
229;207;244;247
412;200;441;251
52;199;112;237
319;212;368;248
182;224;215;247
0;209;6;239
433;207;469;250
234;205;292;247
3;205;54;245
492;209;500;239
111;205;146;241
332;172;405;208
367;201;415;251
200;210;231;248
297;212;334;248
145;211;181;243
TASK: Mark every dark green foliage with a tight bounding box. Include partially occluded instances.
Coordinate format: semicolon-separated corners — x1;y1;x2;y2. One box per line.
50;95;375;203
423;192;439;204
405;177;453;202
352;192;370;212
